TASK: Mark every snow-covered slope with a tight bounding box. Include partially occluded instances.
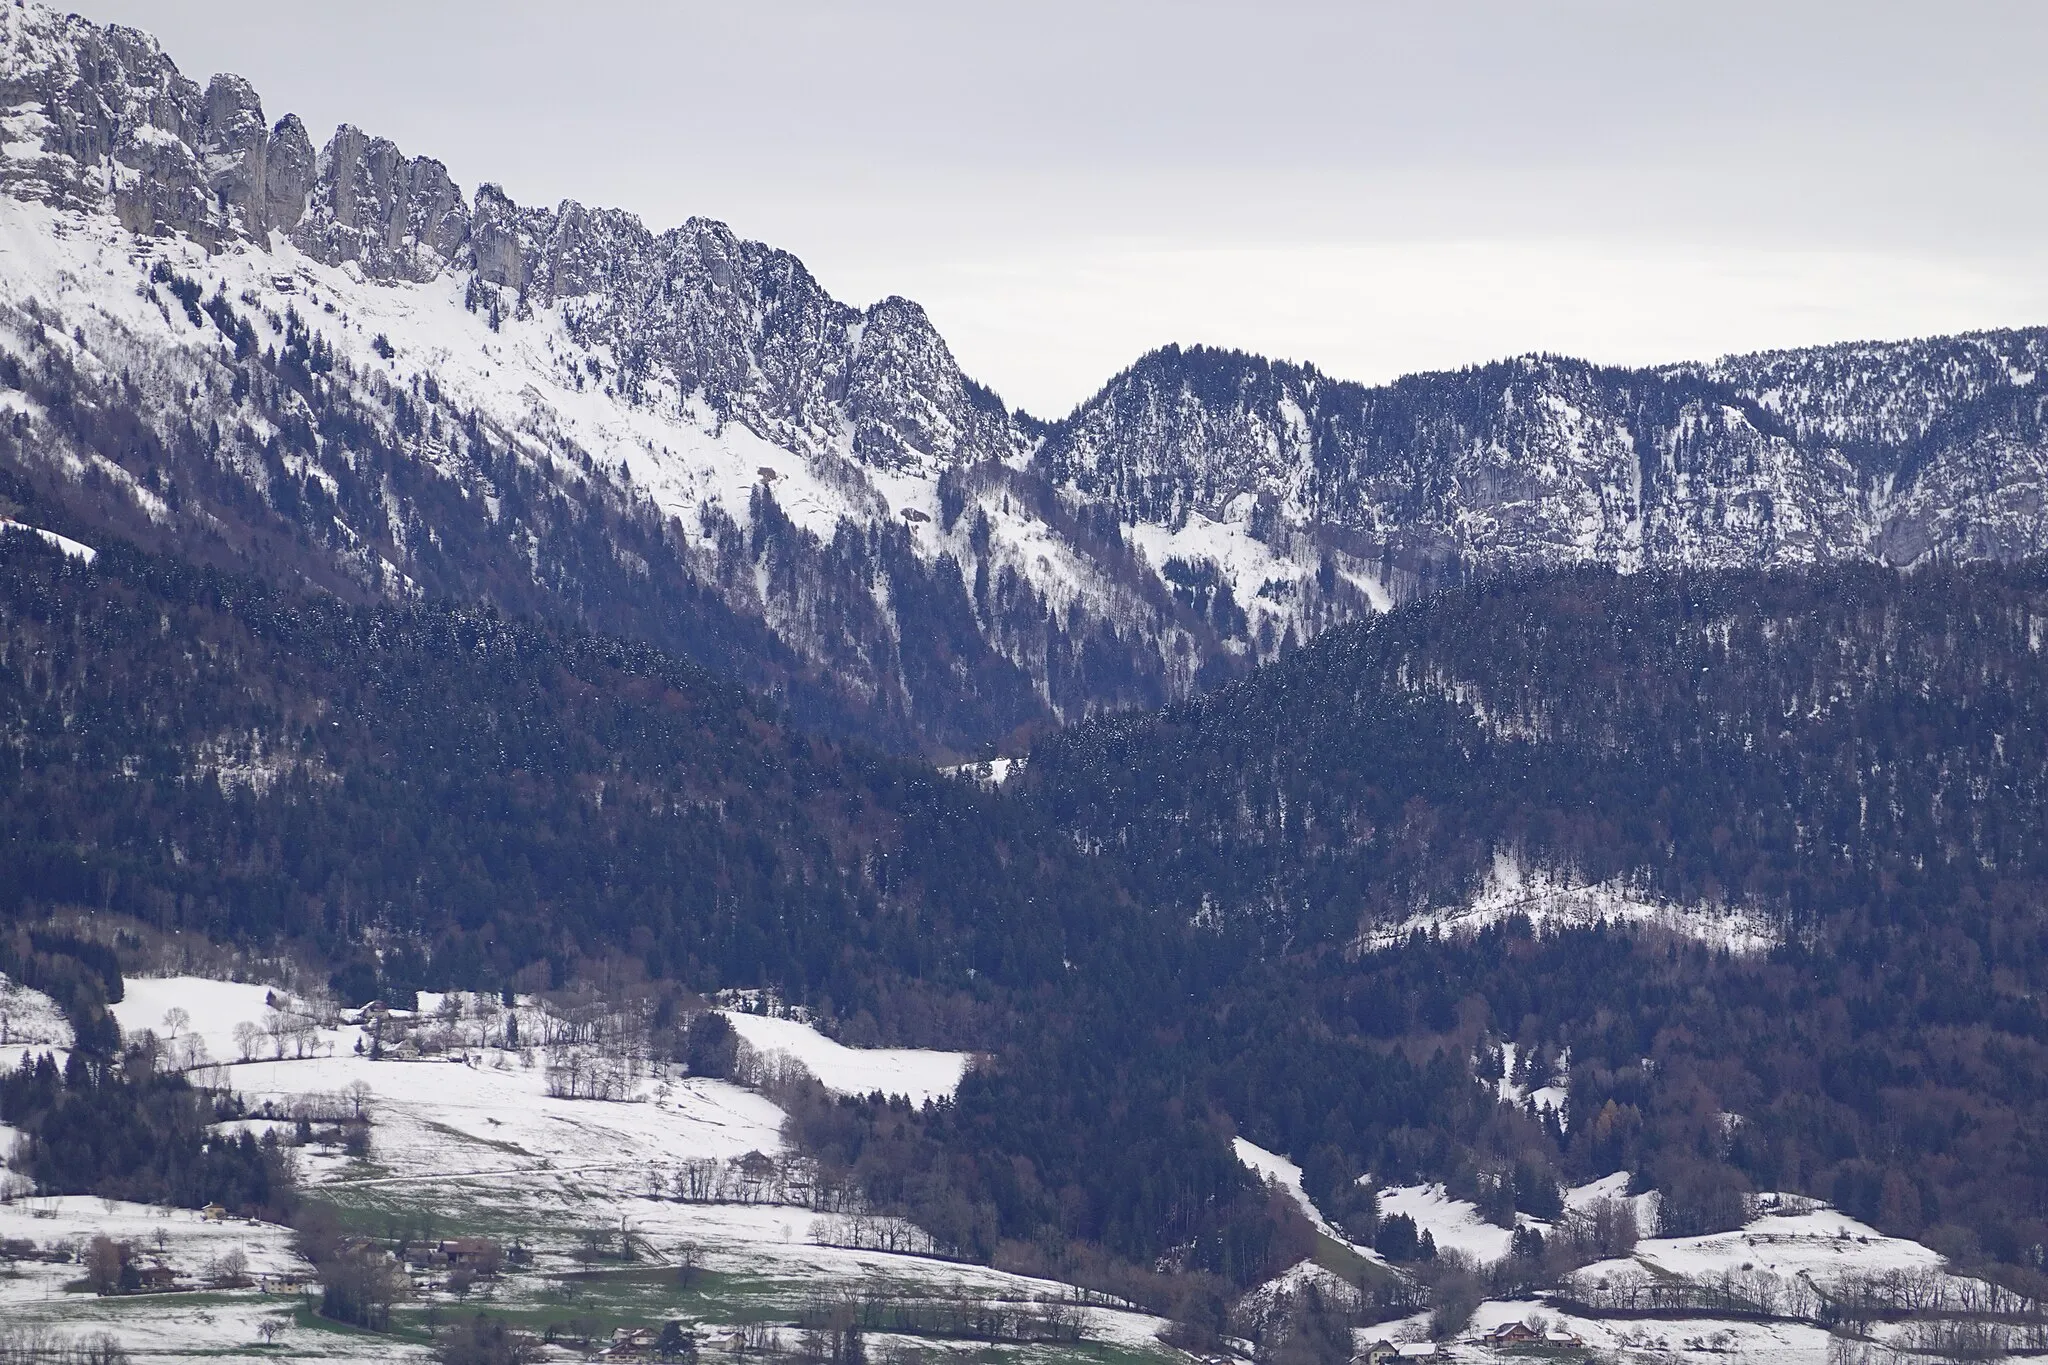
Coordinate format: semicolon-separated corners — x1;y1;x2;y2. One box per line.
0;971;71;1072
1587;1197;1945;1293
0;517;93;561
104;978;977;1183
3;2;2046;754
1376;1184;1521;1263
0;2;1207;751
718;1009;970;1105
1233;1136;1384;1262
10;972;1174;1365
109;975;274;1069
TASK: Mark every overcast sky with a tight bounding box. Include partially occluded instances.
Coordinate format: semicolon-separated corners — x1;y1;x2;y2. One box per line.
82;0;2048;416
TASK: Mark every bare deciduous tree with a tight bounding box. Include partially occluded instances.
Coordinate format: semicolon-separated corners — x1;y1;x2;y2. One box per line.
231;1020;263;1063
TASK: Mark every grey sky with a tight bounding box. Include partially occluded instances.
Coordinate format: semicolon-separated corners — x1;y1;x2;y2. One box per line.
80;1;2048;415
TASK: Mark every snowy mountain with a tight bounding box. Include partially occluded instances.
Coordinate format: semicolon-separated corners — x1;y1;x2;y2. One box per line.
3;3;2046;750
1045;337;2048;587
0;3;1203;751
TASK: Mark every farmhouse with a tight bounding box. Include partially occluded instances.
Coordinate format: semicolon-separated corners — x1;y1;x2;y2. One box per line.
605;1326;658;1357
405;1237;503;1273
1475;1321;1584;1350
134;1264;182;1292
439;1236;501;1270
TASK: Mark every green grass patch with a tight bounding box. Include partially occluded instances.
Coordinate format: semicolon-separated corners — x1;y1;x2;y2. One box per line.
479;1264;809;1326
1313;1230;1403;1297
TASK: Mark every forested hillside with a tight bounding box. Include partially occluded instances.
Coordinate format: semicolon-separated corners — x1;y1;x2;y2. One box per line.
0;522;1307;1297
780;544;2048;1304
1026;563;2048;948
990;563;2048;1280
0;527;1138;1043
12;501;2048;1299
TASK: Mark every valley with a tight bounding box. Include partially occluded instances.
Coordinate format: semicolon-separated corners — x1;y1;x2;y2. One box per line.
4;972;1169;1363
7;968;2040;1364
3;4;2048;1364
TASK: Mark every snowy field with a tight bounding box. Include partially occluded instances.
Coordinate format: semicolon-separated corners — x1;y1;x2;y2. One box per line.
719;1010;970;1105
0;973;1168;1363
97;976;970;1187
109;975;274;1071
1562;1170;1660;1233
107;979;851;1185
1375;1184;1518;1264
9;971;2009;1365
1582;1198;1945;1292
237;1053;788;1187
1448;1299;1836;1365
1242;1132;1982;1365
0;1194;315;1362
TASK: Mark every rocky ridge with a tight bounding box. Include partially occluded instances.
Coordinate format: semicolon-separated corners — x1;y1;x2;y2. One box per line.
1043;339;2048;583
1;2;2045;752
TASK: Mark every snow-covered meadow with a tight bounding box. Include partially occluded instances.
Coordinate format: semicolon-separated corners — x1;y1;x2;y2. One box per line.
718;1009;970;1106
8;971;2017;1365
1237;1130;2004;1365
1;973;1168;1363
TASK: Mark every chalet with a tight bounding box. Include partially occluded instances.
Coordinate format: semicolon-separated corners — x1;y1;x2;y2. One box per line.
199;1203;227;1222
1479;1322;1543;1346
1357;1340;1399;1365
605;1326;657;1357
